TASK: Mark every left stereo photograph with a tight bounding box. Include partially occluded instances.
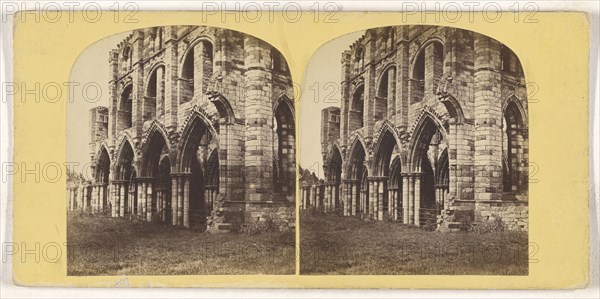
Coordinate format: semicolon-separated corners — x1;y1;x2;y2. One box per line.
66;25;297;276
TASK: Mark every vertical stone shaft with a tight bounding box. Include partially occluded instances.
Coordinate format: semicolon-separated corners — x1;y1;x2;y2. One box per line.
177;177;183;225
171;177;178;226
474;34;503;201
408;175;414;225
120;183;126;217
146;181;153;222
414;174;421;227
183;176;190;228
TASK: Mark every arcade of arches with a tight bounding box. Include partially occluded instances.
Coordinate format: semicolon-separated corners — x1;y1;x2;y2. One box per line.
301;25;529;231
68;26;296;232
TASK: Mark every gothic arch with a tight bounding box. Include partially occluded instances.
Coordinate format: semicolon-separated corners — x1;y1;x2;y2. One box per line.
273;94;296;195
177;110;219;173
141;122;172;178
375;64;397;120
114;137;137;182
118;83;134;130
140;120;171;157
325;143;343;184
502;95;528;128
372;122;403;176
94;143;112;184
210;94;236;124
349;83;365;131
409;38;445;75
345;136;368;180
178;36;216;67
408;111;448;172
274;95;295;124
438;95;466;124
144;63;166;120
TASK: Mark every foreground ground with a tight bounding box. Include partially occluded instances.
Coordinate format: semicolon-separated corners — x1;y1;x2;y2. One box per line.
67;213;295;275
300;211;528;275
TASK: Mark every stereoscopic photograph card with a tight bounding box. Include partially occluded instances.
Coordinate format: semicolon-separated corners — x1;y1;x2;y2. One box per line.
8;10;590;289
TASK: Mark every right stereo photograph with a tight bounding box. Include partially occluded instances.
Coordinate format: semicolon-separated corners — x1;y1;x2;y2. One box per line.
299;25;529;275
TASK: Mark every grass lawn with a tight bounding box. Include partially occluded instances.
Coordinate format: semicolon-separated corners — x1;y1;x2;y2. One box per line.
67;212;295;275
300;211;528;275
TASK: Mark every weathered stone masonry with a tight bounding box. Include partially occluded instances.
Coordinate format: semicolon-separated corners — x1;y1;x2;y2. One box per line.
68;26;296;232
301;26;528;231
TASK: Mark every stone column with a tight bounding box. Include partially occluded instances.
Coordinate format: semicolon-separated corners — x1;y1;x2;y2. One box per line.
183;175;190;228
161;189;167;222
171;176;178;226
110;182;118;217
474;34;503;202
146;180;153;222
351;183;357;216
414;173;421;227
378;179;385;221
99;185;105;213
119;183;126;217
368;180;375;217
156;189;162;220
137;181;144;217
177;176;183;226
389;189;396;220
334;184;339;211
408;175;414;225
402;174;410;224
140;180;147;217
344;181;352;216
130;183;136;216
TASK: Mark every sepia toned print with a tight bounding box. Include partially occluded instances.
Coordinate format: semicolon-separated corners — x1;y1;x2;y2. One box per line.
66;25;296;275
300;25;529;275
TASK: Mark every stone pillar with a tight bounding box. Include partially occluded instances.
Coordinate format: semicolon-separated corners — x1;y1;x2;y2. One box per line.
146;181;153;222
99;185;105;213
244;36;274;202
371;181;376;218
183;175;190;228
349;181;358;216
161;189;167;222
368;180;375;217
378;179;385;221
90;186;95;213
177;177;183;226
346;182;351;216
130;183;136;216
111;182;118;217
414;174;421;227
137;181;144;217
335;184;339;211
389;189;396;220
474;34;503;201
119;183;126;217
171;176;178;226
140;181;147;217
300;188;305;209
408;175;414;225
156;189;162;220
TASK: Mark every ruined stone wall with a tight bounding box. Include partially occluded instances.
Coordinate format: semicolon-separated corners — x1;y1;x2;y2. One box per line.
85;26;295;232
320;25;528;231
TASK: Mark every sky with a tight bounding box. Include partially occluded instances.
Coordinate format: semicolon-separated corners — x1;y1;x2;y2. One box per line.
67;31;130;175
298;30;365;178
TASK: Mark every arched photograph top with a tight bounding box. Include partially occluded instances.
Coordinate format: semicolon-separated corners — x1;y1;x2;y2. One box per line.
299;25;529;275
66;25;296;276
